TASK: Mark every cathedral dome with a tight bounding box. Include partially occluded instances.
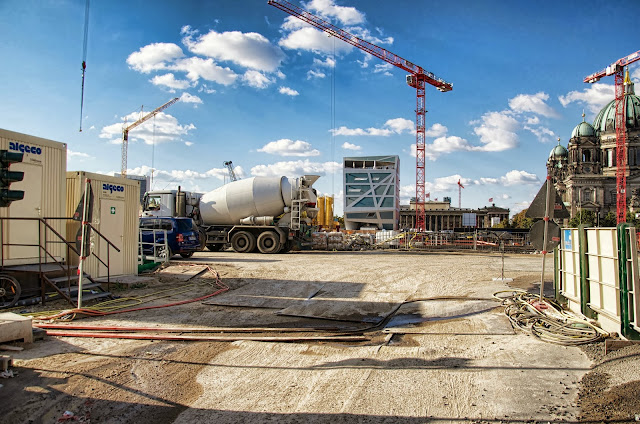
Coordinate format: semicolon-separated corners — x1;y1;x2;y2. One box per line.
571;121;596;138
548;143;568;159
593;79;640;133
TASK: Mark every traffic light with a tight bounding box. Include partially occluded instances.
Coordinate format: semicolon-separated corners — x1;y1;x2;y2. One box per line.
0;149;25;207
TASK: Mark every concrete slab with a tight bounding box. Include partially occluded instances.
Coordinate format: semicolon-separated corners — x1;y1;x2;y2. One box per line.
0;312;33;344
383;298;513;335
159;265;208;281
277;292;403;324
203;281;325;309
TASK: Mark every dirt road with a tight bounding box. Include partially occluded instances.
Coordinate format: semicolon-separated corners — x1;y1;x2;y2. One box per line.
1;250;638;423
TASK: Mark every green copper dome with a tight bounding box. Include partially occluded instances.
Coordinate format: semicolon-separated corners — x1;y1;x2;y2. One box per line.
549;143;568;159
593;92;640;133
571;121;596;138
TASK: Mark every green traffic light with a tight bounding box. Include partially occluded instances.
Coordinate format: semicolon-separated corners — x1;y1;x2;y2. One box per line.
0;149;25;207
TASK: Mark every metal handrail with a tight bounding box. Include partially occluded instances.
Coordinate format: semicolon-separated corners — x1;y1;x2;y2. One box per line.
0;216;121;303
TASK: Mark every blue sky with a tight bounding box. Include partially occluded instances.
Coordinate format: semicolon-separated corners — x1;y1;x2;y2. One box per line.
1;0;639;216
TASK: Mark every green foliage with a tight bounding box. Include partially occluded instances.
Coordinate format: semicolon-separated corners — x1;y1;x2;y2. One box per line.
600;211;617;227
511;209;534;229
568;210;596;227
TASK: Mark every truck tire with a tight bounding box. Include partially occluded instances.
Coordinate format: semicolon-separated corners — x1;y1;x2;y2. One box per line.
206;244;223;252
257;231;281;254
231;231;256;253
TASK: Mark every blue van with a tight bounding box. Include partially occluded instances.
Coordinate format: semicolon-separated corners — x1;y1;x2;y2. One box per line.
139;217;202;259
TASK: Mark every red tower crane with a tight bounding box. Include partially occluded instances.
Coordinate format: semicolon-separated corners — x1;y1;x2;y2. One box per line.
584;50;640;224
457;179;464;209
268;0;452;231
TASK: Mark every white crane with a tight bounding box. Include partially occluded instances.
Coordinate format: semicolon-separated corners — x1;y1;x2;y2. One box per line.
121;97;179;177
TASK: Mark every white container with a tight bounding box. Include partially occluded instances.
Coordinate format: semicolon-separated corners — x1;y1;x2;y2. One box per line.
66;171;140;277
0;128;67;265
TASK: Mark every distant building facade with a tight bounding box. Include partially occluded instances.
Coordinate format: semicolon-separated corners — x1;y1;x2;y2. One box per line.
343;155;400;230
399;199;509;230
547;73;640;219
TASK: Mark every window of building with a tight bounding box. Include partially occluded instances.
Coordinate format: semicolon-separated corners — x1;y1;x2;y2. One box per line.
346;174;369;183
583;150;591;162
354;198;375;207
374;185;387;195
380;197;395;207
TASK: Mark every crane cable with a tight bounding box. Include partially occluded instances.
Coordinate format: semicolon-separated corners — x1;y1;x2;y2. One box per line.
78;0;90;132
494;289;609;346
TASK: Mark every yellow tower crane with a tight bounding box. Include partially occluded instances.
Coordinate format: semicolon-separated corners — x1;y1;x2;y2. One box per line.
121;97;179;177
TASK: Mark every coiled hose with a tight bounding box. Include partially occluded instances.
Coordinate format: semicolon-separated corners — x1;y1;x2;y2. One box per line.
494;289;609;346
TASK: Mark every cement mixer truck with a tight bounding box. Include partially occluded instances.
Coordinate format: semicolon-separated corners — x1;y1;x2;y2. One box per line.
142;175;320;254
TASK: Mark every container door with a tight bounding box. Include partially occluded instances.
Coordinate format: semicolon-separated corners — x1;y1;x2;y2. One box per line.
8;162;43;260
98;199;124;276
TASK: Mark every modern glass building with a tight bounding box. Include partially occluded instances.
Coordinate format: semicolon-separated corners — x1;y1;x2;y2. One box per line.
343;155;399;230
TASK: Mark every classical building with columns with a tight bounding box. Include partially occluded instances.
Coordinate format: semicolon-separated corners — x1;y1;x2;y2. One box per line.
548;72;640;219
399;199;509;231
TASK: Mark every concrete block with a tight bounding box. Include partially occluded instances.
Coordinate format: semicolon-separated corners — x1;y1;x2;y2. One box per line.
0;312;33;344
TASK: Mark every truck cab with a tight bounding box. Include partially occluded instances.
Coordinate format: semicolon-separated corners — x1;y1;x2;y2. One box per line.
142;189;202;219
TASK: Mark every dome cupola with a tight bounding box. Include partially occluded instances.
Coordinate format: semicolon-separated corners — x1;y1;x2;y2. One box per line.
593;70;640;133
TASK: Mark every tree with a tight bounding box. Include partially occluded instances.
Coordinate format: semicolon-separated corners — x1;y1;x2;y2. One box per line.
600;211;617;227
568;210;596;227
511;209;534;229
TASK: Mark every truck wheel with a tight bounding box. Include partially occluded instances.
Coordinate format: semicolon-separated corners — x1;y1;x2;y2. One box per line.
0;274;21;309
180;252;194;258
231;231;256;253
257;231;281;254
206;244;223;252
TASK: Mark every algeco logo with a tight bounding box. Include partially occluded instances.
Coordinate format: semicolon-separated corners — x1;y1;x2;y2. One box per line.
9;141;42;155
103;183;125;194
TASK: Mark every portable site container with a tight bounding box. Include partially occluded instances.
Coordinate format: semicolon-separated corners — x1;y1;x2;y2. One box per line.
66;171;140;277
0;128;67;265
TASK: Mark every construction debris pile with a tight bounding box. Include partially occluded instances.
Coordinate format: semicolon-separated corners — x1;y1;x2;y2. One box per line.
311;232;375;251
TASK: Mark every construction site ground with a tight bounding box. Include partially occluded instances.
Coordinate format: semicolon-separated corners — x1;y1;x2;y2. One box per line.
1;250;639;423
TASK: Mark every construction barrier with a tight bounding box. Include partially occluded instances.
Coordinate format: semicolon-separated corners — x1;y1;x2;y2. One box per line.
555;224;640;339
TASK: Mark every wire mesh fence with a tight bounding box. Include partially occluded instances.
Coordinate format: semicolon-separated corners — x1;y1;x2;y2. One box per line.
311;229;533;253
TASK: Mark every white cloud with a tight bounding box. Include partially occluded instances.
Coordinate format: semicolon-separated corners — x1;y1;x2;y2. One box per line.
313;57;336;68
279;27;353;55
184;141;193;147
501;194;511;199
476;170;539;187
558;83;614;114
68;150;92;160
473;111;520;152
179;92;203;104
423;136;474;160
279;86;299;96
509;92;559;118
511;201;531;215
425;123;448;138
525;116;540;125
341;142;361;151
251;159;341;177
170;57;237;85
258;139;320;157
307;69;326;79
243;70;274;89
198;84;216;94
331;117;413;136
632;64;640;82
373;63;393;76
183;30;285;72
524;125;556;143
99;112;195;145
305;0;365;25
150;73;191;91
126;43;184;73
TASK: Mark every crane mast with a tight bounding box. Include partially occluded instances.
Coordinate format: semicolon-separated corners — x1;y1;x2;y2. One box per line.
121;97;179;177
224;161;238;182
268;0;452;231
584;50;640;223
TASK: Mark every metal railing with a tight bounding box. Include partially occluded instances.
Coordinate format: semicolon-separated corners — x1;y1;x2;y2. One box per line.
0;217;120;305
138;228;170;265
